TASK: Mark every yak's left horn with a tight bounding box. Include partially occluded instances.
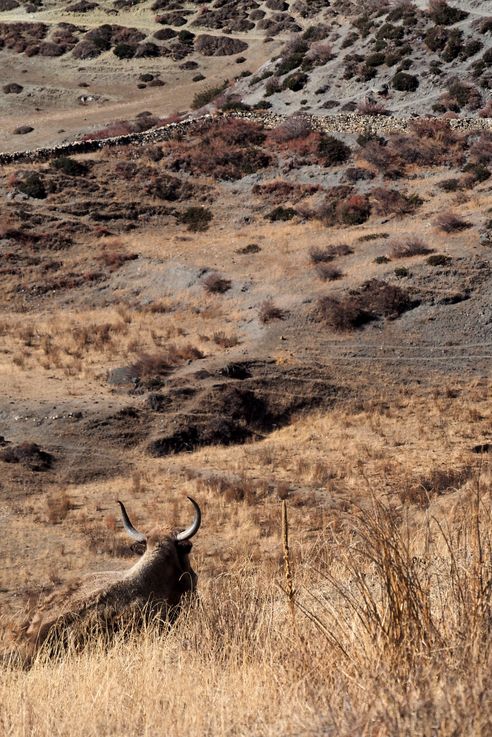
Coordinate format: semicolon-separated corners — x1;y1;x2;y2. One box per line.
176;497;202;542
117;500;146;543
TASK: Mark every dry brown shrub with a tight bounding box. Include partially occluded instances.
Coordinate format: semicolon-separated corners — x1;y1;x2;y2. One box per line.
371;187;421;216
212;332;240;348
46;491;72;524
131;344;203;378
316;296;373;331
258;300;286;323
389;237;432;258
315;264;343;281
434;211;472;232
203;273;232;294
309;244;353;263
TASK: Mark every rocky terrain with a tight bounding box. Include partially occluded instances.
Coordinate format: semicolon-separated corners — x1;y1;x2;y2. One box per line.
0;0;490;151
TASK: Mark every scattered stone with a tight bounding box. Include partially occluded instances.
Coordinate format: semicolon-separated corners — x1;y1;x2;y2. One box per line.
13;125;34;135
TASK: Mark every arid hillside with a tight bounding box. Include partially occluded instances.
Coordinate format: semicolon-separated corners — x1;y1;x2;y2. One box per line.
0;8;491;732
1;113;490;615
0;0;490;151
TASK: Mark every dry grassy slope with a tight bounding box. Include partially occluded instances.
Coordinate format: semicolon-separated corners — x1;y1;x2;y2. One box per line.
0;114;491;631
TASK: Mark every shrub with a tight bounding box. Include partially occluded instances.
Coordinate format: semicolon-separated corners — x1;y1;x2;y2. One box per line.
15;172;46;199
267;207;296;222
447;80;482;109
392;72;419;91
424;25;449;51
212;332;239;348
336;195;371;226
357;101;389;116
376;23;404;41
178;206;213;232
366;51;386;67
434;211;471;232
438;177;460;191
427;253;451;266
358;232;389;242
315;263;343;281
153;27;177;40
258;300;286;323
195;34;248;56
305;41;333;65
309;244;353;262
203;272;232;294
282;72;308;91
355;278;417;318
191;81;228;109
316;296;373;331
134;42;160;58
270;115;312;142
178;29;195;44
113;43;136;59
390;237;432;258
52;156;88;176
276;40;307;75
371;188;422;216
394;266;410;278
428;0;468;25
318;135;351;165
480;17;492;35
441;29;463;61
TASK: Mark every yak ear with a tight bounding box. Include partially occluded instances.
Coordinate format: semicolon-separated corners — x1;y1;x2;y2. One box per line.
176;540;193;553
130;540;147;556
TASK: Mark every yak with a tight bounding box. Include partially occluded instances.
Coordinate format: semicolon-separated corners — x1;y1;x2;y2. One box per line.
16;496;202;660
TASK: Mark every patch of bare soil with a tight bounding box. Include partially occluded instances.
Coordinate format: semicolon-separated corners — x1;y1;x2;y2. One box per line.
145;360;342;455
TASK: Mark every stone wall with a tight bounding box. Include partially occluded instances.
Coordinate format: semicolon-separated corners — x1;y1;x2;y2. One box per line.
0;111;491;166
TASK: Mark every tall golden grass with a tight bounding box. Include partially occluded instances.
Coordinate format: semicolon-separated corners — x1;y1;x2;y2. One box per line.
2;466;491;737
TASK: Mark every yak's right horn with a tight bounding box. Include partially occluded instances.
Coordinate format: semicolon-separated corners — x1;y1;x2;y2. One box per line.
117;501;146;543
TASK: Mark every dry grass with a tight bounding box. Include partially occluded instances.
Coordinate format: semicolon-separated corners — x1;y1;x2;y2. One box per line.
2;465;492;736
1;380;491;735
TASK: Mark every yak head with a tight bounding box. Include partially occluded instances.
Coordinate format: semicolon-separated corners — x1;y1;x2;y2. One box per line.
117;496;201;605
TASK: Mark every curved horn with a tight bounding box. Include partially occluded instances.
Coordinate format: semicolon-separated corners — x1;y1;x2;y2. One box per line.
176;497;202;542
117;500;146;543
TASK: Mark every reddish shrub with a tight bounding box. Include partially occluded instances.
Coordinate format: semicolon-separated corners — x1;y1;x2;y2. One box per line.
81;121;134;141
269;115;313;142
371;187;422;216
357;100;389;116
336;195;371;225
